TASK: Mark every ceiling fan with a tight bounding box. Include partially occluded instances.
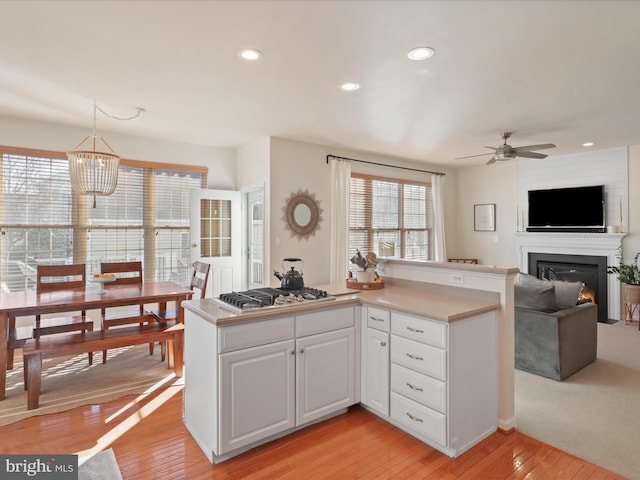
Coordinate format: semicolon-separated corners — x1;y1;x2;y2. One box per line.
456;132;556;164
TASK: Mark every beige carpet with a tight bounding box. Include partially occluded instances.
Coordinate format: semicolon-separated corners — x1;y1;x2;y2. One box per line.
0;344;182;426
516;320;640;480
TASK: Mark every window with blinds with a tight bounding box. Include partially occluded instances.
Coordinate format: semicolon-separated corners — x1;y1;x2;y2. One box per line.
0;147;207;292
349;173;433;268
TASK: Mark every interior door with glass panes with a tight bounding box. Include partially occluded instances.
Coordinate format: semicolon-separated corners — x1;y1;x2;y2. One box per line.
190;188;241;298
245;188;264;290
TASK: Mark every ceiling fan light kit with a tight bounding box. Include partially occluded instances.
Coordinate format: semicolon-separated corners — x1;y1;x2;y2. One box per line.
456;132;556;164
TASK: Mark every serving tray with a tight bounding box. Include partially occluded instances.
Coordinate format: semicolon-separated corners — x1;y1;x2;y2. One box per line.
346;278;385;290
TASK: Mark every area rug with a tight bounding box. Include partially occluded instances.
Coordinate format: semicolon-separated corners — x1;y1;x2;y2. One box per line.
0;344;182;426
79;448;123;480
515;320;640;480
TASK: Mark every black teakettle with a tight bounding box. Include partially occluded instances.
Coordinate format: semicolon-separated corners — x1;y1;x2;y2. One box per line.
274;258;304;290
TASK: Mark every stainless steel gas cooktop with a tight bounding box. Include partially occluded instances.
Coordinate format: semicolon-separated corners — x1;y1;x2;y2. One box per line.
213;287;335;313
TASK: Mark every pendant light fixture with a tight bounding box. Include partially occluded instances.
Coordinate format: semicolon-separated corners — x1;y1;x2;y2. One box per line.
67;100;141;208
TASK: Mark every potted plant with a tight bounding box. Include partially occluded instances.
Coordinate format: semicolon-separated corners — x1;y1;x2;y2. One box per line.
607;250;640;323
350;250;377;283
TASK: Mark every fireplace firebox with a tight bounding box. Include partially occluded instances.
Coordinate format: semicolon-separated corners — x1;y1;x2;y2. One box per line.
528;253;609;323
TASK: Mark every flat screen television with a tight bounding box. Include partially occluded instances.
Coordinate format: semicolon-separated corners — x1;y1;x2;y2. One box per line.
527;185;605;233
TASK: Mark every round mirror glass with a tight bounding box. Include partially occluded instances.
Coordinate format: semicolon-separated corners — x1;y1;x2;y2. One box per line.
293;203;312;227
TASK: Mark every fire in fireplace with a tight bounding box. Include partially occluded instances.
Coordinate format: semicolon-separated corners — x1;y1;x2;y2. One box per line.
528;253;609;323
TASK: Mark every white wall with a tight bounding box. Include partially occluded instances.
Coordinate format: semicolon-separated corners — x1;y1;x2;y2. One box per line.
237;137;272;281
624;144;640;261
237;136;271;188
269;138;332;287
455;162;518;268
0;115;237;189
516;147;628;234
455;145;640;269
268;137;458;287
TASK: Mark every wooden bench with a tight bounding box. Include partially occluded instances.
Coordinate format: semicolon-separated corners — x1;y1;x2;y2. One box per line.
22;323;184;410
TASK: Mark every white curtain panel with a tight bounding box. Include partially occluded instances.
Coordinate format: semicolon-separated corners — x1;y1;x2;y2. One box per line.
431;174;447;262
330;158;351;283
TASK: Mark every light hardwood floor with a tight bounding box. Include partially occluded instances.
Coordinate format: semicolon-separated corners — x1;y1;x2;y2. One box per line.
0;385;626;479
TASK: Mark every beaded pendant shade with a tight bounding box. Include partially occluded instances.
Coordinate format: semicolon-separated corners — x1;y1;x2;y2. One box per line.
67;100;140;208
67;136;120;208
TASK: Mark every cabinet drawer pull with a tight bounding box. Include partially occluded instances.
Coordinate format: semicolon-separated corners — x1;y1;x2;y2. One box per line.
299;348;305;354
406;353;424;361
369;316;384;322
406;382;423;392
290;349;295;355
380;341;387;347
406;326;424;333
406;412;424;423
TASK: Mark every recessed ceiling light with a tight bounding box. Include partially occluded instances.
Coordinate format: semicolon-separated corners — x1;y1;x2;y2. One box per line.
407;46;435;61
582;142;595;147
341;82;360;91
238;49;263;61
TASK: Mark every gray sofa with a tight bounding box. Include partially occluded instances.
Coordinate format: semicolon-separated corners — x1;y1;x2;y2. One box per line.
515;302;597;380
514;275;598;381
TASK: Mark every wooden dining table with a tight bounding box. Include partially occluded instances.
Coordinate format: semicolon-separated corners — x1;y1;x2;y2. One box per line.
0;280;193;400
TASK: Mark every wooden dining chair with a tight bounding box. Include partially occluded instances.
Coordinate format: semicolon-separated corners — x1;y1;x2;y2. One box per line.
149;261;210;322
34;264;93;363
6;263;93;373
149;261;210;361
100;261;155;363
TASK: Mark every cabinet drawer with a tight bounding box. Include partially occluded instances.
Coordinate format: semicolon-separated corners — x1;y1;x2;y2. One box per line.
391;312;446;349
367;306;390;332
391;335;446;381
391;363;446;414
296;306;354;337
391;392;446;445
219;317;295;353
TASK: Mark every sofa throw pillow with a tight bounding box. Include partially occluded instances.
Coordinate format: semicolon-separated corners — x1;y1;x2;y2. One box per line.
514;284;557;312
516;273;584;310
516;273;546;286
552;280;584;309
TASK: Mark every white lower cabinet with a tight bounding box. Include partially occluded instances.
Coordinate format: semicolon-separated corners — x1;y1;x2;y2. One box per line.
362;321;390;416
296;327;355;424
361;306;498;457
390;391;446;445
184;306;356;463
220;339;295;454
185;300;497;463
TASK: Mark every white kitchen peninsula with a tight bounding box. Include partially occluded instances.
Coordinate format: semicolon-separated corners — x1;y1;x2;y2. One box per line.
182;279;502;463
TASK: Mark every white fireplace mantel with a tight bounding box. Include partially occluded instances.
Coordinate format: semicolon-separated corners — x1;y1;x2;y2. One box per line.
515;232;626;320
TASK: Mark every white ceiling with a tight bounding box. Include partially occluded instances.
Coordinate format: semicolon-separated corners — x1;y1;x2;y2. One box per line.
1;0;639;167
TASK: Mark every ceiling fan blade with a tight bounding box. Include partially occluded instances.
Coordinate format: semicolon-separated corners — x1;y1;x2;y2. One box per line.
512;143;556;152
516;151;548;159
484;146;498;151
455;152;493;160
486;157;497;165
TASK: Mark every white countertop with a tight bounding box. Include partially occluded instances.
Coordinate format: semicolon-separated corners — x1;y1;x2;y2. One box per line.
182;279;501;326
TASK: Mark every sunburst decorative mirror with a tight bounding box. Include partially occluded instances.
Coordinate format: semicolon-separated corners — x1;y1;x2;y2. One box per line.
282;189;323;240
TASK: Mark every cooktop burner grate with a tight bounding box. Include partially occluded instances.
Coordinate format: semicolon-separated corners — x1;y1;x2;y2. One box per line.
216;286;331;311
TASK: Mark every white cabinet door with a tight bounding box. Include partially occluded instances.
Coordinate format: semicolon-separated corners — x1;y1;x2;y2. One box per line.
220;339;295;454
296;327;355;425
363;327;389;416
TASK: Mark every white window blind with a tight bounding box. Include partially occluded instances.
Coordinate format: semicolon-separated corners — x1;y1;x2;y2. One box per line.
349;173;432;269
0;147;207;292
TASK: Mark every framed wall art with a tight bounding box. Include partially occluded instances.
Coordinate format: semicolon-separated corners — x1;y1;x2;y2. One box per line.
474;204;496;231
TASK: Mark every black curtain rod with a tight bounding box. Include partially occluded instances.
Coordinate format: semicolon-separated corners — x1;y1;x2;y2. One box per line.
326;154;445;176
